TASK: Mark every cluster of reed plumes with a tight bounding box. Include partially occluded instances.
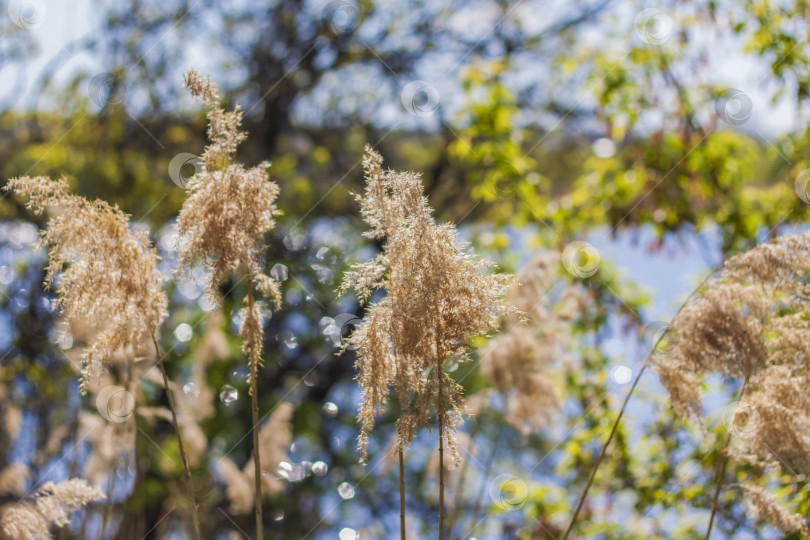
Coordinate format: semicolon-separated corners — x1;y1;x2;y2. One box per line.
564;231;810;539
1;70;285;540
4;68;810;540
653;231;810;536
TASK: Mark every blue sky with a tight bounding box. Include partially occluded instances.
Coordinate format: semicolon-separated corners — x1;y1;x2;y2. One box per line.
2;0;802;139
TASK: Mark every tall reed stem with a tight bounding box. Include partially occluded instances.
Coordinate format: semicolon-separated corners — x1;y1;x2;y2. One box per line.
445;415;482;536
396;386;407;540
151;333;201;540
437;359;446;540
247;278;264;540
561;360;649;540
561;267;720;540
100;449;116;539
705;374;750;540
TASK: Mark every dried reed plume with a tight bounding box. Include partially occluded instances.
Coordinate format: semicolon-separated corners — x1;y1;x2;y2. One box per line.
480;251;575;434
653;231;810;535
0;479;105;540
340;146;510;539
0;463;29;499
77;411;135;487
4;176;167;392
4;176;204;538
737;484;808;534
177;70;282;315
177;69;283;540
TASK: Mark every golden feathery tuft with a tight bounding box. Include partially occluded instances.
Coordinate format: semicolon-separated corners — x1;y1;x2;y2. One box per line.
176;70;282;385
1;478;105;539
479;251;575;435
653;231;810;533
340;146;511;462
5;176;167;392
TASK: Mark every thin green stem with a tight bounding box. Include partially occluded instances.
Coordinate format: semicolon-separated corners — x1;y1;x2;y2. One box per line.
445;415;483;536
561;361;649;540
561;266;721;540
705;374;751;540
152;334;202;540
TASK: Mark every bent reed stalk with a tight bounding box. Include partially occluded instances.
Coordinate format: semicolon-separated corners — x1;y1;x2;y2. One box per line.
705;374;750;540
561;266;721;540
396;385;407;540
151;333;202;540
437;358;446;540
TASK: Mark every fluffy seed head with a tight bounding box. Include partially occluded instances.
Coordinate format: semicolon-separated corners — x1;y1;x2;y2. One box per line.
177;70;282;309
1;478;105;539
177;70;282;385
5;176;167;392
479;252;572;434
738;483;808;533
653;231;810;534
655;232;810;421
341;146;510;460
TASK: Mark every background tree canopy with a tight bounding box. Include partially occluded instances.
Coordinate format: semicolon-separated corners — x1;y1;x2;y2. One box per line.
2;0;810;538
